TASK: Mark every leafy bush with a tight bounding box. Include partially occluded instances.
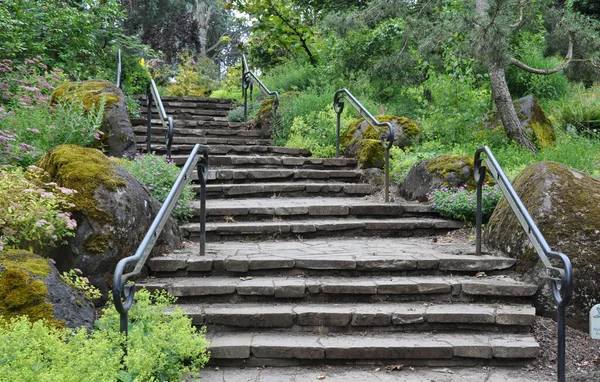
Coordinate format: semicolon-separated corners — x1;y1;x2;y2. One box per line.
164;52;218;97
59;269;102;301
283;106;344;158
0;167;78;253
428;184;502;223
389;146;440;184
0;289;210;381
227;106;246;122
118;154;194;221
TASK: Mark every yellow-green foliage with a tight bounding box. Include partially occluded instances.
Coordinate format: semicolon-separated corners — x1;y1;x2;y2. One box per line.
51;80;120;113
83;234;109;254
377;115;420;138
426;154;478;189
257;97;276;125
0;250;62;328
164;52;217;97
37;145;126;224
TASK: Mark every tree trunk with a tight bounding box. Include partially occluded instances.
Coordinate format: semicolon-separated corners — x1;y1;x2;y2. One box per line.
194;0;212;57
488;59;537;152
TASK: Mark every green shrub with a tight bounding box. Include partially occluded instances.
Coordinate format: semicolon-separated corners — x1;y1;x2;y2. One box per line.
553;85;600;135
0;289;210;381
389;146;441;184
0;167;78;253
227;106;245;122
164;52;218;97
118;154;194;222
428;184;502;223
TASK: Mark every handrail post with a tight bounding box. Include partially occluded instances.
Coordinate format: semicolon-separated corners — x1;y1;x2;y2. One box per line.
475;164;486;255
557;302;566;382
384;147;390;202
146;83;153;154
116;48;122;89
242;73;248;122
197;149;209;257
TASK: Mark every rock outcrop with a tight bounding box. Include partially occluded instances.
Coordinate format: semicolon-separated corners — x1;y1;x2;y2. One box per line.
343;116;420;168
485;161;600;328
398;154;483;202
484;95;555;149
51;79;137;158
0;250;95;330
37;145;181;295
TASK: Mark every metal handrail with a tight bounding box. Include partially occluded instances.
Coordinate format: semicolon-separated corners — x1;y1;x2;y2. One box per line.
116;49;122;89
333;89;395;202
241;54;280;122
474;146;573;382
146;79;174;159
113;143;209;334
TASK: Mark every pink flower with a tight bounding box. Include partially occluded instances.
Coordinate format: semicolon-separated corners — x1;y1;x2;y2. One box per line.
36;219;47;227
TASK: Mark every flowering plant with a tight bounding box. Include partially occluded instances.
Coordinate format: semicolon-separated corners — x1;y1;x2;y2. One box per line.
0;166;78;253
427;183;502;223
118;154;194;222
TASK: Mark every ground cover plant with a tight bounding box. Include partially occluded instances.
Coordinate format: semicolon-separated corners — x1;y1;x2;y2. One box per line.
0;289;210;381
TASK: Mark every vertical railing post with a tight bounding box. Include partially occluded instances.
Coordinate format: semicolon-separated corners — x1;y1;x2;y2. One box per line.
384;147;390;203
146;84;153;154
557;302;566;382
198;160;207;257
242;73;248;122
475;165;486;255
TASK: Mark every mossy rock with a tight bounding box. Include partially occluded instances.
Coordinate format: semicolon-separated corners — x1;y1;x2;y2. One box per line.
51;79;136;158
37;145;181;297
484;95;555;149
255;92;297;138
0;250;95;329
342;115;420;168
398;154;489;202
485;161;600;329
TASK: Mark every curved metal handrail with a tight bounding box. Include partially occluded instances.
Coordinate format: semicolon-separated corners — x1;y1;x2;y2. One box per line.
474;146;573;382
333;89;395;202
146;79;174;159
116;48;122;89
241;54;280;122
113;143;209;334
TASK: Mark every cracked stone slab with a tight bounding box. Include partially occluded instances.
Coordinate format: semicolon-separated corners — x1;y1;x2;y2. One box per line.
208;333;252;359
426;304;496;324
203;304;294;327
236;279;275;295
294;305;353;327
321;334;453;359
461;278;538;296
251;333;324;359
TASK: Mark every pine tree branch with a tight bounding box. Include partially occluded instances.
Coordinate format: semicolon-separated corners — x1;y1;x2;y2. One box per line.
510;32;573;75
510;0;528;29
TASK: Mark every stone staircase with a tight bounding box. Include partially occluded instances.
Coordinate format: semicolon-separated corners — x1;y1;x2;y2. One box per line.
132;96;540;368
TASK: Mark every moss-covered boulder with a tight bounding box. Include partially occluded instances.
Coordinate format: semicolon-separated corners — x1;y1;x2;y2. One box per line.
485;161;600;328
0;250;95;330
51;79;136;158
342;116;420;168
37;145;181;296
398;154;485;202
484;95;555;149
255;92;297;138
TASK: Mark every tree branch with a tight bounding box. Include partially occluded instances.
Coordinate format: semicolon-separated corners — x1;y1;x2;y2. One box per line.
510;0;527;29
510;32;573;75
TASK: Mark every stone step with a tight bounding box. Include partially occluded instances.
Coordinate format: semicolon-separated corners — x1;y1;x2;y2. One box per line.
132;125;263;138
206;331;539;366
199;198;435;222
135;135;273;146
206;168;363;184
180;155;357;169
131;118;250;130
178;302;535;330
139;275;537;303
144;144;311;157
139;108;230;118
196;182;372;198
136;95;234;105
148;238;515;275
182;217;463;241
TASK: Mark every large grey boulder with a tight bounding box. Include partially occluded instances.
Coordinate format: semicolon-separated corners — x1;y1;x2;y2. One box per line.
37;145;181;296
485;161;600;329
51;79;137;158
398;154;482;202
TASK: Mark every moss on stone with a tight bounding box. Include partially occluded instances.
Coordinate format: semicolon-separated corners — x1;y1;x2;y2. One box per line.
530;121;555;148
0;251;63;327
83;234;110;254
51;80;121;114
37;144;126;224
357;139;384;168
426;154;478;189
377;115;420;138
256;98;275;125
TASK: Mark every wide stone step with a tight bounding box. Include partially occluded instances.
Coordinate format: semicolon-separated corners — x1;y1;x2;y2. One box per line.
132;125;263;138
200;198;435;222
187;155;358;169
197;182;373;198
144;144;311;157
140;108;230;118
206;331;539;366
135;135;273;146
136;95;234;105
207;168;363;184
131;118;250;130
139;275;537;303
182;217;463;240
149;238;515;275
178;302;535;330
